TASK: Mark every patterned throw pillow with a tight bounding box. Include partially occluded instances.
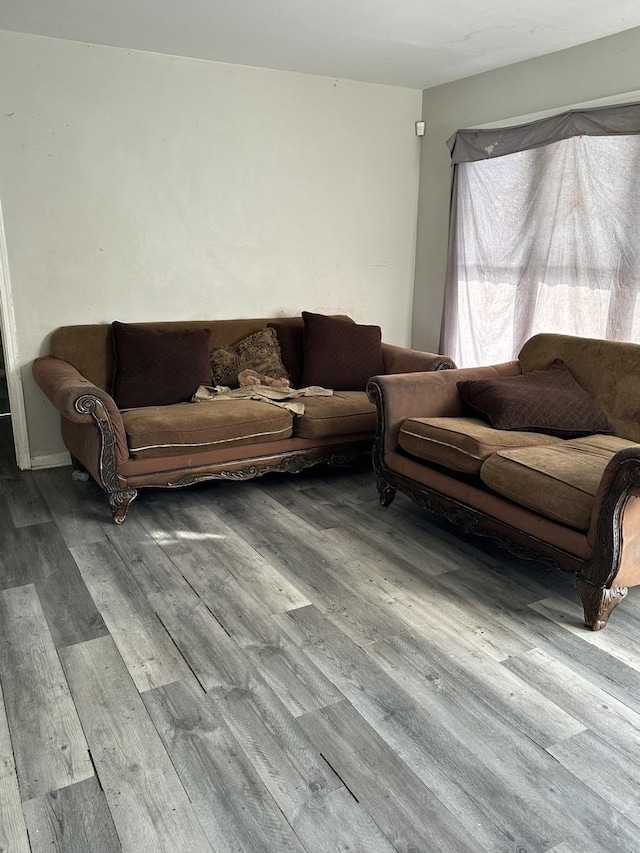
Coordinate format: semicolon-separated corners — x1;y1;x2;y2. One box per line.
301;311;384;391
457;359;614;438
112;322;212;409
210;328;288;388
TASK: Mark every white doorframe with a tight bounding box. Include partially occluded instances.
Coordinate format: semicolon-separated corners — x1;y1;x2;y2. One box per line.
0;198;31;470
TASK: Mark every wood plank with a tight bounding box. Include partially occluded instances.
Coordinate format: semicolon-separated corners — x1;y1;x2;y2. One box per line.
71;541;191;692
0;675;30;853
548;728;640;825
59;635;214;853
221;483;532;660
3;521;108;648
365;632;585;750
277;605;532;853
0;584;93;800
291;786;396;853
23;776;122;853
209;490;404;646
141;500;310;613
253;477;354;531
211;678;341;818
34;467;106;547
149;545;343;717
142;679;306;853
0;470;52;528
277;604;640;853
298;699;480;853
434;565;640;714
0;496;29;591
148;587;341;817
503;647;640;767
102;514;193;597
530;595;640;674
289;525;533;663
148;585;257;692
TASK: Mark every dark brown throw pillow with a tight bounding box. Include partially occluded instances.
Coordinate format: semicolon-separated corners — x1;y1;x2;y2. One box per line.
210;327;288;388
301;311;384;391
268;322;304;388
112;322;211;409
457;359;614;438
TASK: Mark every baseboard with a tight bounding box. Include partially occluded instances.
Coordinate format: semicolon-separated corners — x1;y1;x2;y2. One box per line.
30;451;71;470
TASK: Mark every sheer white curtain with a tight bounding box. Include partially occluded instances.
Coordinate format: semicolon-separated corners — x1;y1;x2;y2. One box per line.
441;105;640;367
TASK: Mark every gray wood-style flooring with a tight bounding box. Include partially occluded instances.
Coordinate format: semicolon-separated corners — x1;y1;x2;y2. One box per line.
2;418;640;852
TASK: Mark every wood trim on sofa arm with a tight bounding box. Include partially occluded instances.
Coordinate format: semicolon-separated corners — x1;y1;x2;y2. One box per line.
367;376;640;631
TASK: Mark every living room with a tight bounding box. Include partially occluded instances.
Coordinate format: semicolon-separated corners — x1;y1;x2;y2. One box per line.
2;4;640;851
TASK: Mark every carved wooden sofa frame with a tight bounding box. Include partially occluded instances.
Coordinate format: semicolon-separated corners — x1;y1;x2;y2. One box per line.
33;316;454;523
367;334;640;631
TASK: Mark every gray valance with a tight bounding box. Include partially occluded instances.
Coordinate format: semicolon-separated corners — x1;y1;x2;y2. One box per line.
447;100;640;163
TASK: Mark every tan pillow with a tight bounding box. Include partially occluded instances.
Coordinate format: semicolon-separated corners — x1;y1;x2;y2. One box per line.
210;328;288;388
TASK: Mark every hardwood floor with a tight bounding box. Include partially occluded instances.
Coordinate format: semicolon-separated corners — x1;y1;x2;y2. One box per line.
2;418;640;851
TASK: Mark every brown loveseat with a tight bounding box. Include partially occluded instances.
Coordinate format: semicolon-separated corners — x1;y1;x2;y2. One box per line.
367;333;640;631
33;315;453;523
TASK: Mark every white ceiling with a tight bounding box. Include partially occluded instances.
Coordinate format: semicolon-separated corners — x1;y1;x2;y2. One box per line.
1;0;639;89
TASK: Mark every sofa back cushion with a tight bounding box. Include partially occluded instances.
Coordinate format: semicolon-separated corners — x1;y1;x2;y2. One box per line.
268;322;304;387
301;312;384;391
112;322;212;409
49;315;354;394
519;333;640;443
457;359;613;439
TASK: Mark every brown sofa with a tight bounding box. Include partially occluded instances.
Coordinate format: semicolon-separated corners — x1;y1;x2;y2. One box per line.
367;333;640;631
33;315;454;523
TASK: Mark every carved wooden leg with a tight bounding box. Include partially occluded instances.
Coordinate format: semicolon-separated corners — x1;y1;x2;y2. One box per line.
377;477;396;507
108;489;138;525
575;575;628;631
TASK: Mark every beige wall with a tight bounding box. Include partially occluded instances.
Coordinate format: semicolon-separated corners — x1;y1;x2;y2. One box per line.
413;25;640;353
0;30;422;465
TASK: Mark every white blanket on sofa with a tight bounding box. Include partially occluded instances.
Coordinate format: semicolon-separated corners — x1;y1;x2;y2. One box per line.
192;384;333;415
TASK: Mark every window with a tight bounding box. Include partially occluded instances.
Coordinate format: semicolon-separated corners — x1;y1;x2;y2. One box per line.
442;104;640;367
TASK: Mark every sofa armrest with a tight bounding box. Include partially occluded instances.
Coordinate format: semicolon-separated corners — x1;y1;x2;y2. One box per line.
381;343;456;374
33;356;129;466
367;361;520;458
587;446;640;580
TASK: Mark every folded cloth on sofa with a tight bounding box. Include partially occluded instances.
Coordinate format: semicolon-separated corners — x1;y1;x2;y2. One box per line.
193;383;332;415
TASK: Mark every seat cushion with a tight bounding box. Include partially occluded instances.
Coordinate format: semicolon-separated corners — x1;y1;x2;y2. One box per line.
480;434;636;531
293;392;377;439
398;417;562;475
122;400;293;458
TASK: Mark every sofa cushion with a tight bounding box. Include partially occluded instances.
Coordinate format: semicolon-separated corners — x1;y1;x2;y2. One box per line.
293;392;377;439
210;328;288;388
480;435;636;531
398;417;562;475
112;322;212;409
121;400;293;458
268;322;304;388
301;312;384;391
457;359;614;438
